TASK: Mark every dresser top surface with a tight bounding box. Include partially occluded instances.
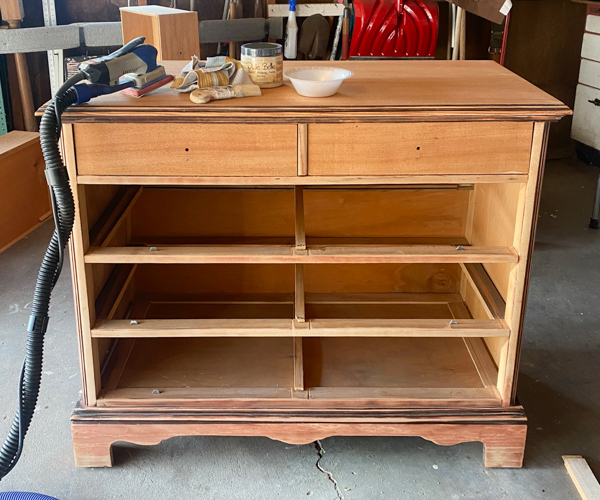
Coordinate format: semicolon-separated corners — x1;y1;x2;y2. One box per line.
58;60;570;122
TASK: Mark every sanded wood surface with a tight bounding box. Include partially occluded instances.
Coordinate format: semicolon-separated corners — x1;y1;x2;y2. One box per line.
74;123;298;177
77;174;528;186
93;318;509;338
121;7;199;61
308;122;533;176
71;406;527;467
85;245;518;264
563;455;600;500
57;61;570;123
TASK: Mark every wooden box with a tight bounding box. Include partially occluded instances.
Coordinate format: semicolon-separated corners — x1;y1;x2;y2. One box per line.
120;5;199;61
0;131;51;253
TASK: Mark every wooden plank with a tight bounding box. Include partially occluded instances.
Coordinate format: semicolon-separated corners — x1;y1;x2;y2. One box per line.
89;187;143;248
307;318;509;337
77;174;529;186
295;264;305;322
293;337;304;392
73;123;298;177
306;292;462;304
295;186;306;250
100;387;292;400
101;339;136;391
63;124;101;405
308;387;498;401
563;456;600;500
307;122;533;176
463;338;499;390
130;291;460;305
461;263;506;319
298;124;308;176
94;393;511;408
84;244;518;264
92;317;509;338
94;264;137;321
268;3;343;17
502;122;550;405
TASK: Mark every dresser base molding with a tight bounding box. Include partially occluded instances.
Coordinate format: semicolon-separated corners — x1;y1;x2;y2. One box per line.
71;405;527;469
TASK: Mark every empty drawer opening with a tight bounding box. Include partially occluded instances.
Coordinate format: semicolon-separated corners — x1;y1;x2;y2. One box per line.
97;336;500;404
91;261;506;340
83;184;522;274
99;337;295;401
94;264;296;326
87;186;296;249
304;187;471;245
303;336;500;402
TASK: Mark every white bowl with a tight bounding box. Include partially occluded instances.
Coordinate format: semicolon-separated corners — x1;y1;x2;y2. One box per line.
284;66;353;97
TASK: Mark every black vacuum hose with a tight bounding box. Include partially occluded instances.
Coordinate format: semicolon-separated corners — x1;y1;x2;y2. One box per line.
0;77;82;481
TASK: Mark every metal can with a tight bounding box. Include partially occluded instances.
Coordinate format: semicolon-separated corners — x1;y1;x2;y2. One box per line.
241;42;283;89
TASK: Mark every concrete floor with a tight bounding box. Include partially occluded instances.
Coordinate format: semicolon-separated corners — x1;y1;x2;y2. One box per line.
0;158;598;499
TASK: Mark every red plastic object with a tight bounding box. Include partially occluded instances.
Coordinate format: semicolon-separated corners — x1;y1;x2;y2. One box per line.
350;0;439;58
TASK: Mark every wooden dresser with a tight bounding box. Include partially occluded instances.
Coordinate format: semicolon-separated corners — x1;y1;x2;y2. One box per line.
61;60;569;469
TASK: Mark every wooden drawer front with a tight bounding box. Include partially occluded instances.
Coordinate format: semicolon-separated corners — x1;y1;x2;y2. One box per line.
74;123;298;177
307;122;533;176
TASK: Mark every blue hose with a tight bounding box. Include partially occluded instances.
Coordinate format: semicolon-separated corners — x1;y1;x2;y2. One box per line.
0;494;59;500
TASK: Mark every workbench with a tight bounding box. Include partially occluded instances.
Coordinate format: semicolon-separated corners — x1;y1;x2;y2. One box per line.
62;60;569;468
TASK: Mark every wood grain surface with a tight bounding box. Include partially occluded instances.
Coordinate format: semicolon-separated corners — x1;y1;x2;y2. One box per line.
54;61;570;123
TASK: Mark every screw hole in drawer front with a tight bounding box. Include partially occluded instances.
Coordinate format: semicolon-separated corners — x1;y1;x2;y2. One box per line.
307;122;533;176
73;123;298;177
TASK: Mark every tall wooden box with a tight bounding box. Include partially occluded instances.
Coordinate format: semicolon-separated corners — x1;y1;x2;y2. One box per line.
0;131;51;253
120;5;200;61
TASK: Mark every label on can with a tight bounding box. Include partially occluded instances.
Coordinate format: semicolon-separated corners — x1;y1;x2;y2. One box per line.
241;55;283;88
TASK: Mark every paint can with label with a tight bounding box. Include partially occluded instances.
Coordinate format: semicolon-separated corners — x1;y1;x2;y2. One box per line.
241;42;283;88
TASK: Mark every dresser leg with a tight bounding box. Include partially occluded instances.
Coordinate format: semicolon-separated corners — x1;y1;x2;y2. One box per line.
482;427;527;468
72;423;114;468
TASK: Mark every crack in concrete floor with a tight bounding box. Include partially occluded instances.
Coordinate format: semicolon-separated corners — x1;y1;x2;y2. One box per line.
315;440;345;500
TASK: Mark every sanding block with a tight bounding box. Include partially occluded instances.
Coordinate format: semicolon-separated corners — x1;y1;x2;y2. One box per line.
120;65;174;97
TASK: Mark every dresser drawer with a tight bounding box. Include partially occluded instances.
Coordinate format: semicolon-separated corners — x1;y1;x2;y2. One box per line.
74;123;298;177
572;84;600;150
579;58;600;90
582;33;600;63
307;122;533;176
586;14;600;35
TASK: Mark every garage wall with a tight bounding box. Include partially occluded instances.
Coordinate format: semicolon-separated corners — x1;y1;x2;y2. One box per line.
504;0;587;155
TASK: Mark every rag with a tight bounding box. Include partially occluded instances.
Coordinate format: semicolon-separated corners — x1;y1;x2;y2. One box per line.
171;55;253;92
